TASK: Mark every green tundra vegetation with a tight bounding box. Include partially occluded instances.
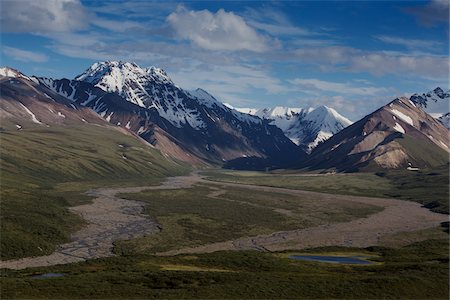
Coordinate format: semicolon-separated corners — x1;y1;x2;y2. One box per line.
114;184;381;255
1;239;448;299
0;122;189;260
203;165;450;214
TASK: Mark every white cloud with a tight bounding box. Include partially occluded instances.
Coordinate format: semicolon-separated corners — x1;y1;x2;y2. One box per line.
167;7;271;52
289;78;388;96
374;35;443;51
3;46;48;62
172;64;285;92
294;46;449;79
348;52;449;78
90;18;144;32
243;7;322;37
0;0;90;33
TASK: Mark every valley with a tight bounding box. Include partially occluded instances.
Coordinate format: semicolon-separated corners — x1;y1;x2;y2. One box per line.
1;171;447;271
1;60;448;299
0;170;448;299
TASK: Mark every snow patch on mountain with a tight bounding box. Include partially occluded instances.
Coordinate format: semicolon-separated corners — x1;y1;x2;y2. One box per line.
390;109;414;126
19;102;42;124
393;122;405;134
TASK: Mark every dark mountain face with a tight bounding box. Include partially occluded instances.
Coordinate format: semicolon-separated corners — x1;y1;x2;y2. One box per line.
301;97;449;172
34;62;305;166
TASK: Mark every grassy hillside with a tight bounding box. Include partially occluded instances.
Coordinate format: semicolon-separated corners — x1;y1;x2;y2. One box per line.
203;166;449;214
0;122;189;260
1;239;448;299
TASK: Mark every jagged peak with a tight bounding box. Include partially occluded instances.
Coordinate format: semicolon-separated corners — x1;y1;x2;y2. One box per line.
75;61;173;87
411;86;450;101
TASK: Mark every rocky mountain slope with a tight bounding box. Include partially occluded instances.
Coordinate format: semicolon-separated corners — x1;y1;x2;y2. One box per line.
2;63;304;166
236;106;352;153
410;87;449;128
0;68;106;127
301;97;449;172
0;67;187;182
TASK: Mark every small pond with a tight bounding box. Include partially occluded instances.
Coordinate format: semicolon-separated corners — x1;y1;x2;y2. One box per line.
289;255;374;265
31;273;66;279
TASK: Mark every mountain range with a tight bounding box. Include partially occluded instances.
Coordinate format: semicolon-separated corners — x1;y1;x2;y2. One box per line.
0;62;448;172
235;106;353;153
1;62;304;167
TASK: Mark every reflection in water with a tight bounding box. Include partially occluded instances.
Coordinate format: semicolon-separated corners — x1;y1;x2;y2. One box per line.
31;273;66;279
289;255;374;265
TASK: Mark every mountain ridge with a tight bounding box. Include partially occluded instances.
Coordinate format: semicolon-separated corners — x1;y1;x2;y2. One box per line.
235;105;352;153
1;64;305;166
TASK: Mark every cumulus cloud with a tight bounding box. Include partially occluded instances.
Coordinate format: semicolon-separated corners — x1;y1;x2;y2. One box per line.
167;7;271;52
289;78;388;96
0;0;91;33
3;46;48;62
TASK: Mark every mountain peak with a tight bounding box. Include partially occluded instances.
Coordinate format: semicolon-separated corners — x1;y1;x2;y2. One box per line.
74;61;174;107
306;105;352;124
75;61;173;90
0;67;30;80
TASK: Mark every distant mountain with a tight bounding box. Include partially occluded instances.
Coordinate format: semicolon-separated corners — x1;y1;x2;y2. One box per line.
236;106;352;153
410;87;449;128
2;62;304;166
301;97;449;172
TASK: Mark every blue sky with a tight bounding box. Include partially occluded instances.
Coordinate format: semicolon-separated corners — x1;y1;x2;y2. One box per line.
1;0;448;120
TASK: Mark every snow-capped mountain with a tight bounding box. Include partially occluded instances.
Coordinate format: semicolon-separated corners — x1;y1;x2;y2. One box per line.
236;106;352;153
33;61;305;166
410;87;449;128
302;97;449;172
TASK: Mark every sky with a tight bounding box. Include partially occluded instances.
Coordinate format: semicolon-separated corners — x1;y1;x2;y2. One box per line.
0;0;449;120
